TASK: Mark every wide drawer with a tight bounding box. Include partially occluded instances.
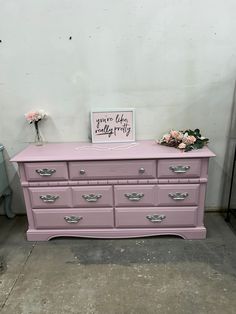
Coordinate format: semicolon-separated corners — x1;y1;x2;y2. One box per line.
69;160;156;180
115;207;197;228
33;208;114;229
156;184;199;206
72;186;113;207
114;185;156;207
29;187;72;208
157;158;201;178
25;162;68;181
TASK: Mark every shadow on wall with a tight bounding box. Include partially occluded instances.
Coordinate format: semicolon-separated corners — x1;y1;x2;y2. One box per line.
221;80;236;210
0;148;25;215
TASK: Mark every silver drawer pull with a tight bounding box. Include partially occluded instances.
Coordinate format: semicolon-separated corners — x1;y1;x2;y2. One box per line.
168;192;188;201
80;169;86;175
139;167;145;174
64;216;82;224
36;168;56;176
125;192;144;201
169;165;190;173
82;194;102;202
146;214;166;223
39;194;59;203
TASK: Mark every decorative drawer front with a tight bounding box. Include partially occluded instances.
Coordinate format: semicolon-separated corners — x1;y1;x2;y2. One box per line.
157;158;201;178
33;208;114;229
72;186;113;207
25;162;68;181
29;187;72;208
114;185;156;207
115;207;197;228
156;184;199;206
68;160;156;180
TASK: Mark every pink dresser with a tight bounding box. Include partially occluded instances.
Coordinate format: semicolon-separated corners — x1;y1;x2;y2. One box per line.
11;140;215;241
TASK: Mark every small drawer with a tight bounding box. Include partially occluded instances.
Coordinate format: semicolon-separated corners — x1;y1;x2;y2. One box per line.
29;187;72;208
69;160;156;180
114;185;156;207
33;208;114;229
72;186;113;207
156;184;199;206
115;207;197;228
25;162;68;181
157;158;201;178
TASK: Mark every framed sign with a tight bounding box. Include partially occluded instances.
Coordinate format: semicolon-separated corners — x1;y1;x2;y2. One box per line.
90;109;135;143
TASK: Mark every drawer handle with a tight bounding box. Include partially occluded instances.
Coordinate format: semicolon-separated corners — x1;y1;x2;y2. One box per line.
169;165;190;173
146;214;166;223
36;168;56;176
168;192;189;201
139;167;145;174
64;216;83;224
39;194;59;203
125;192;144;201
80;169;86;175
82;194;102;202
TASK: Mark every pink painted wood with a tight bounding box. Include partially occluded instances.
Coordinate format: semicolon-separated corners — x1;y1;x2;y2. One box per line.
29;187;72;208
114;185;156;207
72;186;113;207
10;140;216;241
26;227;207;241
156;184;200;206
11;140;215;162
69;160;156;180
115;207;197;228
25;162;68;181
157;158;201;178
33;208;114;229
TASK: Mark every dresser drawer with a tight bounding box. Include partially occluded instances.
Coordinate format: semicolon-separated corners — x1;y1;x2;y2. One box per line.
115;207;197;228
25;162;68;181
156;184;199;206
114;185;156;207
33;208;114;229
69;160;156;180
72;186;113;207
157;158;201;178
29;187;72;208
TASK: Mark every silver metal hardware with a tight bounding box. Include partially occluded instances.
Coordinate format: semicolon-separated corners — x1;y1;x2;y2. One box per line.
125;192;144;201
82;194;102;202
80;169;86;175
169;165;190;173
168;192;189;201
64;216;83;224
146;214;166;223
139;167;145;174
39;194;59;203
36;168;56;176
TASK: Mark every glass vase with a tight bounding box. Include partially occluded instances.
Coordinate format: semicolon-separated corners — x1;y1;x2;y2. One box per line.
34;122;43;146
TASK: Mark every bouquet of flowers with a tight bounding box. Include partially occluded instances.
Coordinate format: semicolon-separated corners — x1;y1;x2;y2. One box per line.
25;110;47;145
158;129;209;152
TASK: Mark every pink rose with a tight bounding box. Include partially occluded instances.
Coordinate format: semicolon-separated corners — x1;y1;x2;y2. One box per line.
176;132;184;141
170;130;179;139
178;143;186;149
25;110;47;123
182;135;196;145
163;134;171;143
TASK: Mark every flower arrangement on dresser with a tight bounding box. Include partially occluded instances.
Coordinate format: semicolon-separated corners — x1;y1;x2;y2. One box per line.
158;129;209;152
25;110;47;146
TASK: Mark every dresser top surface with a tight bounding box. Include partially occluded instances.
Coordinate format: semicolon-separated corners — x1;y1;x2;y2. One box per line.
11;140;215;162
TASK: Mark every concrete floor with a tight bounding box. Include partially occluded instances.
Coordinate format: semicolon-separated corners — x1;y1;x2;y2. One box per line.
0;213;236;314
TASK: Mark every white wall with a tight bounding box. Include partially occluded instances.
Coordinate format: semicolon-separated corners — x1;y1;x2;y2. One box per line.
1;0;236;213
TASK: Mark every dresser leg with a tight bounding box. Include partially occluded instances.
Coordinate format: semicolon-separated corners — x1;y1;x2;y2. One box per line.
3;187;15;219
